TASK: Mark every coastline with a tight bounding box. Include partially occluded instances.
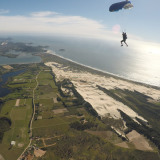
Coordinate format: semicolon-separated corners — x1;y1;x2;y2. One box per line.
44;52;160;122
45;50;160;89
1;46;159;89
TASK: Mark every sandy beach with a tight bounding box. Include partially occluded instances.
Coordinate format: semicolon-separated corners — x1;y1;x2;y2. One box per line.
45;54;160;123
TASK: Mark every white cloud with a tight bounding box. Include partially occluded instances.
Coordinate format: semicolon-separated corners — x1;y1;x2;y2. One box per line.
0;11;112;39
0;11;159;54
31;11;59;17
0;9;9;14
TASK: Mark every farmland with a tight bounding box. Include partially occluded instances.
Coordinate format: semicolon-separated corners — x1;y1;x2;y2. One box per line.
0;64;40;160
0;59;160;159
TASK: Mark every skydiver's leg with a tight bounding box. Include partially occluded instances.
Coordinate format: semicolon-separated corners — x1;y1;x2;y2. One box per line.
121;40;124;46
124;41;128;47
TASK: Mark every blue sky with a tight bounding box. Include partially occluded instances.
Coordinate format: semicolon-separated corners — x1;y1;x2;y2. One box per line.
0;0;160;46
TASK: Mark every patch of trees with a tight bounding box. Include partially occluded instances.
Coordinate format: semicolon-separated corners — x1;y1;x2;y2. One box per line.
70;121;97;131
51;131;160;160
120;89;160;117
0;117;11;143
54;133;103;159
124;92;160;120
55;139;73;159
98;86;160;126
57;78;83;102
57;79;99;118
56;81;67;98
0;99;4;112
119;110;160;149
97;86;140;114
57;96;61;102
84;102;100;118
97;85;124;102
50;71;57;85
70;83;83;101
63;80;99;118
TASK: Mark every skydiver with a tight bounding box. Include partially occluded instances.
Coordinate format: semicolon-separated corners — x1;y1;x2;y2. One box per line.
121;32;128;47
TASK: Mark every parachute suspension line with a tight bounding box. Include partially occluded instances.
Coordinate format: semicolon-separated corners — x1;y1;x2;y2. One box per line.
119;10;126;33
113;10;125;33
119;7;130;33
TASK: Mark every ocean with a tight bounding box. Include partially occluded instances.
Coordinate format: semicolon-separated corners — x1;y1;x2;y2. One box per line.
1;35;160;87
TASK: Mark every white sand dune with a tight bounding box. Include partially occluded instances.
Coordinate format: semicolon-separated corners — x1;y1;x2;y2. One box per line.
45;62;160;122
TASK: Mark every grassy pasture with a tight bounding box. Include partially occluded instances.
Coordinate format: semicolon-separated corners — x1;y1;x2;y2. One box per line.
0;100;15;116
2;98;32;149
0;143;23;160
36;84;57;99
19;99;26;106
33;123;69;138
37;71;56;88
33;117;67;128
0;65;39;160
52;102;64;109
41;111;53;119
38;98;54;108
11;108;27;120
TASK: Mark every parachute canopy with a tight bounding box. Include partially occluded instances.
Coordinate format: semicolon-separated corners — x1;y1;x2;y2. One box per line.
109;1;133;12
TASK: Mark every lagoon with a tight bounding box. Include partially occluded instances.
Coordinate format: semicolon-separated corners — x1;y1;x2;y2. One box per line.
0;70;25;97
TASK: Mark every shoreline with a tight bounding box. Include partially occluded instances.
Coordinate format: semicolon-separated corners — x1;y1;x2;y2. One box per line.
45;57;160;121
1;48;159;89
46;50;160;89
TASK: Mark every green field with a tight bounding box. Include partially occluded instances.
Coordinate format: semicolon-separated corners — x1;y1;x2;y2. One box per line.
0;64;40;160
1;62;160;160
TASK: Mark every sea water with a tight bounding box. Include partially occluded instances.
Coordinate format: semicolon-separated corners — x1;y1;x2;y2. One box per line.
2;36;160;87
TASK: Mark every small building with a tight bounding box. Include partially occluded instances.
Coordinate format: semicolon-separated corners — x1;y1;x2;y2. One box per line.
11;141;16;146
